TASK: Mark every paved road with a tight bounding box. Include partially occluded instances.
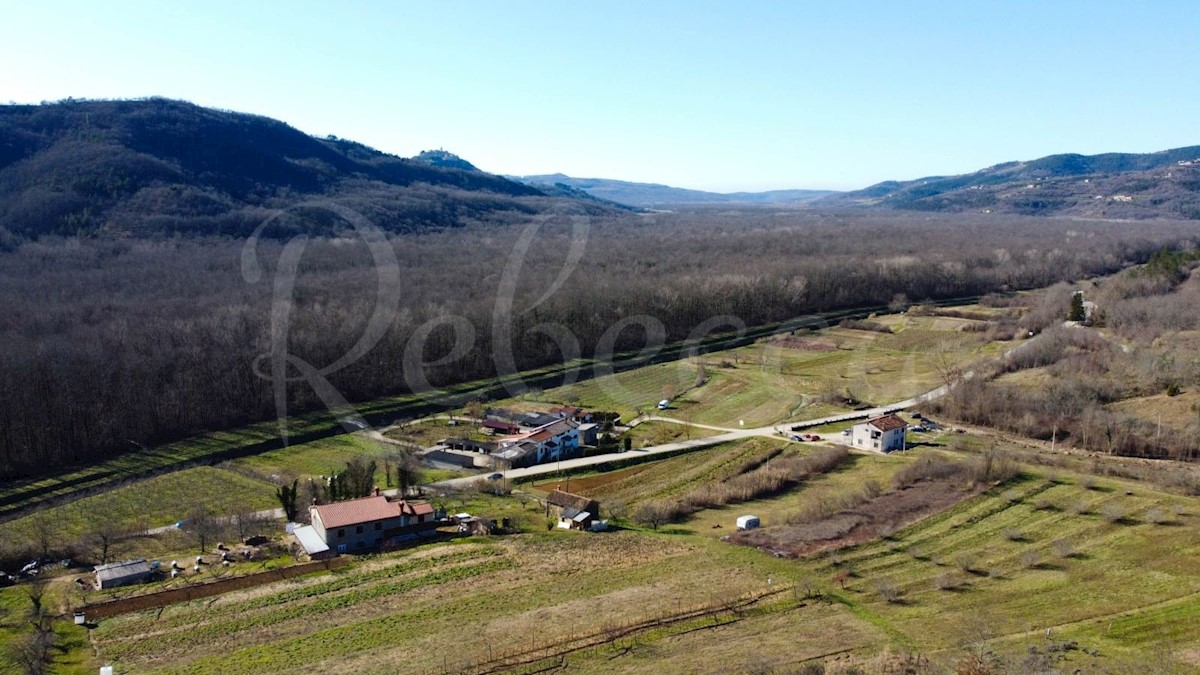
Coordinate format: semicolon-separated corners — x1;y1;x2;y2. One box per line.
430;336;1040;491
143;507;286;536
431;386;945;490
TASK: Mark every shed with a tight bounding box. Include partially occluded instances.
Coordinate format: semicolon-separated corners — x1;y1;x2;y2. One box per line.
577;422;599;446
293;525;333;560
736;515;760;531
94;558;153;590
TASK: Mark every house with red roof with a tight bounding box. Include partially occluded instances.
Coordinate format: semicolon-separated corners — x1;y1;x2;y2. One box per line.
309;494;438;553
850;414;908;453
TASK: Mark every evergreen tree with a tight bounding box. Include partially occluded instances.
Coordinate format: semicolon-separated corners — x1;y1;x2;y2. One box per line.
1068;292;1086;322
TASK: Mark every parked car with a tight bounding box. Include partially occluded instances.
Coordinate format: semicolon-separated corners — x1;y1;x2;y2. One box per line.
486;473;504;481
790;434;804;442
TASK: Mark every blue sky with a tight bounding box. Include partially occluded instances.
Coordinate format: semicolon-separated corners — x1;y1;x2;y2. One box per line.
2;1;1197;191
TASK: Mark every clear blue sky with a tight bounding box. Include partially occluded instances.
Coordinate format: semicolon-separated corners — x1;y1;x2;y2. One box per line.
3;1;1197;191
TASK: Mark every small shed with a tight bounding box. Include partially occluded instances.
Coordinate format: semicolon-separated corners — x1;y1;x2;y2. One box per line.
736;515;760;531
94;558;153;590
577;422;599;446
293;524;333;560
547;489;601;531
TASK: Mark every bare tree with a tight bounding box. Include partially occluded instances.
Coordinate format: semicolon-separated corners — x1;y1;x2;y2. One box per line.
10;578;56;675
84;503;126;565
634;501;671;530
232;502;268;543
23;510;59;561
186;504;222;553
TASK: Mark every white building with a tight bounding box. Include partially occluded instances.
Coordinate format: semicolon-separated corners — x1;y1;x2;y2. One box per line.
850;414;908;453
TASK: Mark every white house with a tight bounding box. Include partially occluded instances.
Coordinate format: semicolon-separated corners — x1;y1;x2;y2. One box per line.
850;414;908;453
494;419;580;467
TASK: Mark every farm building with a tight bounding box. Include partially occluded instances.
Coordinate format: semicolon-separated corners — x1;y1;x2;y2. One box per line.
94;558;153;590
578;422;599;446
493;419;582;468
310;495;438;553
850;414;908;452
546;489;601;531
292;524;333;560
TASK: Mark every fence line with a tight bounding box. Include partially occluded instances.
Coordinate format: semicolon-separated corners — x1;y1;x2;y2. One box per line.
78;557;349;620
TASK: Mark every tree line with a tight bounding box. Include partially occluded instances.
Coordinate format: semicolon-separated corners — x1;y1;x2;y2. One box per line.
1;209;1196;480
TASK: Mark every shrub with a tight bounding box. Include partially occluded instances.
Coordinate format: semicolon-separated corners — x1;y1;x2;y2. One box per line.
1002;528;1025;542
1144;507;1169;525
839;318;892;334
1099;502;1127;523
906;545;927;560
1052;538;1076;558
954;553;978;573
971;447;1019;483
1020;549;1039;569
1069;500;1091;515
892;455;966;489
1033;497;1057;511
861;479;882;500
1080;476;1098;490
933;572;957;591
874;577;903;603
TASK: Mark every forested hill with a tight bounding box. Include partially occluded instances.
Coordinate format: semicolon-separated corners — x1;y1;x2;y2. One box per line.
817;146;1200;219
0;99;613;240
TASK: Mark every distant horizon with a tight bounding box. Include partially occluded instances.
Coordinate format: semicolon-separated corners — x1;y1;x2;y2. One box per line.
3;2;1197;192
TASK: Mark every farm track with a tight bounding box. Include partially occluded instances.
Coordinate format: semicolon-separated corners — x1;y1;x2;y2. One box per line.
0;295;983;524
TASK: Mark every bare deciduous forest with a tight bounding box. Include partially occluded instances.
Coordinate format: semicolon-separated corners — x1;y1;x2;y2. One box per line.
933;248;1200;469
1;210;1196;480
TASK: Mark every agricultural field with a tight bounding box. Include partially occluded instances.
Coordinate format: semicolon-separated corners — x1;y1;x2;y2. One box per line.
15;432;1198;674
622;420;721;448
517;314;1012;429
0;466;278;546
232;431;400;486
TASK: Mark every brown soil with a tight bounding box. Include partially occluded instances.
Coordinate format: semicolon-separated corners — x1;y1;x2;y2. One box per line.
728;478;985;558
532;465;650;496
770;337;837;352
80;557;350;620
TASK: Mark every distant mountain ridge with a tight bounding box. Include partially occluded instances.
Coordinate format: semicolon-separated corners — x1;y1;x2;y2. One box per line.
818;146;1200;219
511;173;837;208
0;99;616;240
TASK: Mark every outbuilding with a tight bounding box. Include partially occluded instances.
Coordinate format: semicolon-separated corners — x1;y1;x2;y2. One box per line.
94;558;153;590
736;515;760;531
292;524;334;560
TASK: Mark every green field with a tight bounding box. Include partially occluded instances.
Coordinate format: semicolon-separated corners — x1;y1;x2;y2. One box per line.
517;315;1010;429
0;466;278;545
5;429;1200;673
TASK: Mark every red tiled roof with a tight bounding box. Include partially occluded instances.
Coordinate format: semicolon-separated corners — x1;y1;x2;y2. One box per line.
312;496;434;528
865;414;907;432
312;496;400;528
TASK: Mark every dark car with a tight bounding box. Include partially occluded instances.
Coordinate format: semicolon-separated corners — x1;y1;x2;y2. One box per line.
487;473;504;481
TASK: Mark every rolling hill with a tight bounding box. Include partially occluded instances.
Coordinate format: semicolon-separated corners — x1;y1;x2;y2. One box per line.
511;173;837;208
0;99;615;240
818;146;1200;219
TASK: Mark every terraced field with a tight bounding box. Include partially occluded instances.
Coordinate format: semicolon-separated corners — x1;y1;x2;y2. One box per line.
520;316;1010;430
0;466;277;544
86;535;793;674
